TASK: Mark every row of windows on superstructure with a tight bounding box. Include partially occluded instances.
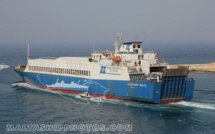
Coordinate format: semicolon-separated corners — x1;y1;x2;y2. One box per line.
29;66;90;76
133;45;141;48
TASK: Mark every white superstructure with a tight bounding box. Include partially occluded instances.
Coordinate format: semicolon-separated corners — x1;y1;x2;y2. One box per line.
23;35;167;81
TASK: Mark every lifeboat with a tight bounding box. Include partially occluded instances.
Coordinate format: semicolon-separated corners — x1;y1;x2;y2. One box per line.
112;56;121;62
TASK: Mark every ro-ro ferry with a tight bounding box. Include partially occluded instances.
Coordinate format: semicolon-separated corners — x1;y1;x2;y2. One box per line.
14;34;195;104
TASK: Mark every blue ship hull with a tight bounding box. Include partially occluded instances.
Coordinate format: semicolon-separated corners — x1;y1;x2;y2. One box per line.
16;71;195;104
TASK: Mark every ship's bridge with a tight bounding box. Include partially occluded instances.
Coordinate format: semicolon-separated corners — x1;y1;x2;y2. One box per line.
119;42;143;54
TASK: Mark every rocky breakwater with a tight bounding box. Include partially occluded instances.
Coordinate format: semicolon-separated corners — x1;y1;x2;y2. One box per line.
178;62;215;73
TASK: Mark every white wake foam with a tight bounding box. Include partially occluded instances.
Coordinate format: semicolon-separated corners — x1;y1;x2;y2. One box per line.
12;82;61;94
89;97;104;103
12;83;41;90
173;101;215;110
12;82;90;105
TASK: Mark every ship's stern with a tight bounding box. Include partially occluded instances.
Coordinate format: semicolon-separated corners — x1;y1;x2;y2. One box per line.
159;66;195;103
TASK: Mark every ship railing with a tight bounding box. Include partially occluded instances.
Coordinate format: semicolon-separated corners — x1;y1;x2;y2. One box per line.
129;73;146;81
39;56;57;59
157;62;168;66
14;65;26;71
163;66;189;76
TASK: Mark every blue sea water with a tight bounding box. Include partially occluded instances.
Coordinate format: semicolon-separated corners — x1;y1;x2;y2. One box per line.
0;43;215;134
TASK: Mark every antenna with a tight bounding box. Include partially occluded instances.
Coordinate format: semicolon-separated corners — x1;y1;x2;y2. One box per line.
27;44;30;65
93;42;95;52
114;33;120;53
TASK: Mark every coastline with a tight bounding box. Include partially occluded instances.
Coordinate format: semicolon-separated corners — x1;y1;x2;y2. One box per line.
175;62;215;73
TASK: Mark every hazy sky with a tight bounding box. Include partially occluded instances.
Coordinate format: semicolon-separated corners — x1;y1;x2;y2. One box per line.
0;0;215;45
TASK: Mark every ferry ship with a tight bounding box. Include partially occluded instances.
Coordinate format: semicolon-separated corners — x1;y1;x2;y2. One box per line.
14;34;195;104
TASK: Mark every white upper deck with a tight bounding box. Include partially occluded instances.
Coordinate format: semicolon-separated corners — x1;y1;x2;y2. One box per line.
25;34;168;80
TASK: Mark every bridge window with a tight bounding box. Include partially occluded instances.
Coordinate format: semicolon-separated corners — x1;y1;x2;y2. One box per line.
135;50;138;53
